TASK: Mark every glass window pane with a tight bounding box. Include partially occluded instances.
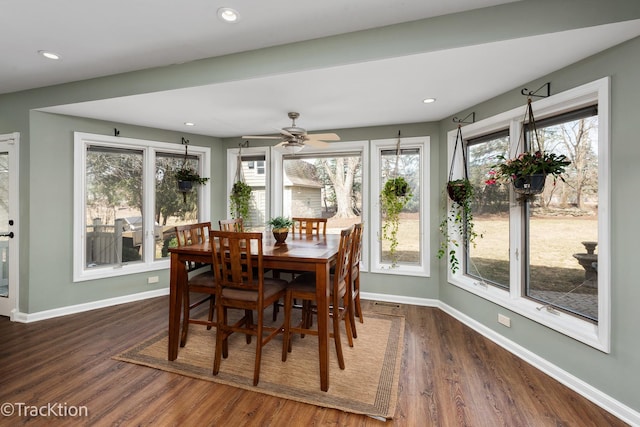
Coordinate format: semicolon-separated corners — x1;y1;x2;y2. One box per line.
236;155;268;231
85;147;144;268
155;153;201;259
0;152;8;298
526;115;598;321
380;149;420;265
283;154;362;234
467;133;510;288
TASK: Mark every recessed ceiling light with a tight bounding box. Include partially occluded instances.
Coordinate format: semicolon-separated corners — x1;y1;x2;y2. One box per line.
38;50;61;60
217;7;240;23
184;122;195;127
423;98;436;104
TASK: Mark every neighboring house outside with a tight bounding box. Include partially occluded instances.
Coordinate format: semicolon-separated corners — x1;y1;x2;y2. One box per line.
283;160;323;218
239;159;324;228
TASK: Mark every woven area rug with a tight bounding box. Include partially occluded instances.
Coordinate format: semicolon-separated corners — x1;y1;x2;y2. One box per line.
114;311;404;419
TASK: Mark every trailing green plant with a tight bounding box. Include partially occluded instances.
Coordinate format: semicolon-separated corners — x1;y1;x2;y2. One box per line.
438;180;479;274
380;176;412;267
230;181;252;220
267;216;293;231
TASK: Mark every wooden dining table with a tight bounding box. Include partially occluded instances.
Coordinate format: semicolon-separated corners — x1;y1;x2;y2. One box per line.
167;231;341;392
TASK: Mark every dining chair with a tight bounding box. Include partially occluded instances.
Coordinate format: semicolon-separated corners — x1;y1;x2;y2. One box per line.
282;225;354;370
291;217;327;236
210;230;288;386
348;223;364;338
272;217;328;321
174;222;216;347
218;218;244;232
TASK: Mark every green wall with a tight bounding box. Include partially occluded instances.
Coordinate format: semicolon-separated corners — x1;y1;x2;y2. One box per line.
26;111;222;312
438;36;640;411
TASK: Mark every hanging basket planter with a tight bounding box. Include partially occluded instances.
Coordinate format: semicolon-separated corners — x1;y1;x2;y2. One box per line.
173;138;210;203
486;97;571;202
177;180;193;193
438;124;478;274
447;179;473;204
512;173;546;195
384;176;411;197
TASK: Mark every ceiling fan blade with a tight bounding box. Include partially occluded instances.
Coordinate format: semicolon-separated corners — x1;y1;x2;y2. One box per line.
280;129;295;138
242;135;281;140
306;133;340;142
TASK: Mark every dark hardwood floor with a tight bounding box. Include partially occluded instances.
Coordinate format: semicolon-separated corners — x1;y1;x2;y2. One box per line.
0;296;626;426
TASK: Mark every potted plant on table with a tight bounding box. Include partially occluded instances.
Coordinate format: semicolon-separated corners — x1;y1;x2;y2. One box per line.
268;216;293;244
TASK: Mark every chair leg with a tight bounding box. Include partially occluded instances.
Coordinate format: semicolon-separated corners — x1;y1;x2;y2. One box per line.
253;315;263;386
245;310;253;344
355;276;363;323
213;306;226;375
333;308;345;370
180;289;191;347
343;297;354;348
348;293;358;339
206;296;215;330
282;291;293;361
272;299;279;321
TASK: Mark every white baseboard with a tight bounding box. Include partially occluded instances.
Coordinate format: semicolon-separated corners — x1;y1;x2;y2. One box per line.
11;288;170;323
361;292;640;426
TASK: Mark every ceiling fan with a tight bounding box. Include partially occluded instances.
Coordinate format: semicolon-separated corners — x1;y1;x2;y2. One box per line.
242;112;340;153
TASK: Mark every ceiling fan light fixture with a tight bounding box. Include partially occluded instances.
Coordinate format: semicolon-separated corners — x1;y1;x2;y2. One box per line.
277;142;304;154
217;7;240;23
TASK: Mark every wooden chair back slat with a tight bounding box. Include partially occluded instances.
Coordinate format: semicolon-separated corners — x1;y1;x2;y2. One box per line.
218;218;244;232
175;222;211;247
292;217;327;236
211;231;263;292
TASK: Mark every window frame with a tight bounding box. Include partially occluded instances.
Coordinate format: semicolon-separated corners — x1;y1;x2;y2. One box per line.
370;136;430;277
226;146;271;227
73;132;211;282
270;141;370;273
445;78;610;352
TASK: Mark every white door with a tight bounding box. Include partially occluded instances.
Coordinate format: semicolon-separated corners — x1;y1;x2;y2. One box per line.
0;133;19;318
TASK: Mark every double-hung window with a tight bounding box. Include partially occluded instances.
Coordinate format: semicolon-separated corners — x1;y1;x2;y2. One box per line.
74;132;210;281
371;137;430;276
226;146;270;230
446;78;610;351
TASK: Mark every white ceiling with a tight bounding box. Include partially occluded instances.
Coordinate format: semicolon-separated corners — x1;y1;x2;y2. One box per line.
5;1;640;138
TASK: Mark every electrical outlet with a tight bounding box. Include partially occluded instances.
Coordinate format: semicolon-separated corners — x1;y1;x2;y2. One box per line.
148;276;159;284
498;314;511;327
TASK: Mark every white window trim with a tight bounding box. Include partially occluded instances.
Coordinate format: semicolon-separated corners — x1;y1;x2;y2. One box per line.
271;141;370;273
370;136;430;277
73;132;211;282
226;146;271;220
445;78;610;352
